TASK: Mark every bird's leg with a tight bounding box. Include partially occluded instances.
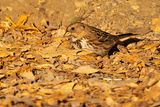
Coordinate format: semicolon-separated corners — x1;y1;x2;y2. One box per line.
117;45;129;54
116;40;129;54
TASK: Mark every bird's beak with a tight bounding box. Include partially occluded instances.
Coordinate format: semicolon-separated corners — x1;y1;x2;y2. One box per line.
63;32;78;42
63;31;71;37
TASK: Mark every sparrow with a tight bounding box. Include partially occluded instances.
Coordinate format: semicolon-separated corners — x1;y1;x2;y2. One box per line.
65;22;136;56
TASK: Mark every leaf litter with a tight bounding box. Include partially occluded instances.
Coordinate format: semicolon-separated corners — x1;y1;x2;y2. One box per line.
0;14;160;107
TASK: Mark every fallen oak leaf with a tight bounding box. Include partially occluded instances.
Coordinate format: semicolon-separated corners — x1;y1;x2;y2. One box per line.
143;44;158;51
151;18;160;32
61;64;75;70
15;15;30;27
5;15;30;28
6;70;18;75
39;88;54;95
79;54;97;62
36;44;79;59
19;71;35;81
0;47;14;57
53;82;75;93
5;15;39;32
20;45;31;52
144;80;160;101
0;82;8;88
0;21;11;30
76;49;94;55
72;65;99;74
153;59;160;65
35;64;55;69
5;16;16;27
0;74;5;79
118;53;138;63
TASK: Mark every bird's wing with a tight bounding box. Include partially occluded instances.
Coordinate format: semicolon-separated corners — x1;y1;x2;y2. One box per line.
88;26;113;42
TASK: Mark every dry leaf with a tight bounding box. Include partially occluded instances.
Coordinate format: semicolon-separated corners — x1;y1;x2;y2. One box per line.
5;15;39;32
35;64;54;69
143;44;158;50
73;84;88;91
62;64;74;70
151;18;160;32
19;71;35;81
54;82;75;93
72;65;99;74
39;88;54;95
21;45;31;52
106;97;118;107
0;74;5;79
145;80;160;100
0;47;13;57
15;15;30;27
153;59;160;65
0;21;11;29
76;49;94;55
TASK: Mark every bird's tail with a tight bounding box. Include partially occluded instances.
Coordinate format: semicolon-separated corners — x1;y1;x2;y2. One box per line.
117;33;138;39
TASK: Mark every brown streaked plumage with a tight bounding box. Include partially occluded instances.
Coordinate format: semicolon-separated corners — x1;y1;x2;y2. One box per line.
66;22;136;56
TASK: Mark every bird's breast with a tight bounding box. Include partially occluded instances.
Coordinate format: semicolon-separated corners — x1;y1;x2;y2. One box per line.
79;38;94;50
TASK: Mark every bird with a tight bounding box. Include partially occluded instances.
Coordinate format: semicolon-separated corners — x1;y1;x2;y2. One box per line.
65;22;136;56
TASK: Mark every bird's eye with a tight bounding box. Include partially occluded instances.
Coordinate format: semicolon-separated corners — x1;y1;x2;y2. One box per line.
71;27;75;31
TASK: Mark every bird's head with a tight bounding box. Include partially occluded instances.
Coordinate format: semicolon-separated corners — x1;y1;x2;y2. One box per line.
65;22;87;40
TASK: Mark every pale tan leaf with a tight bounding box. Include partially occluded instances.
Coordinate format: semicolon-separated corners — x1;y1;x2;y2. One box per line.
54;82;75;93
35;64;54;69
20;72;35;81
72;65;99;74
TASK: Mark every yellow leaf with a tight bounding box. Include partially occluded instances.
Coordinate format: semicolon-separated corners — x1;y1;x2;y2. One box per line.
105;97;118;106
58;40;72;49
154;59;160;65
15;15;30;27
54;82;75;93
0;21;11;29
121;53;137;62
39;88;54;94
77;49;94;55
0;29;2;34
122;103;133;107
0;82;8;88
5;15;39;32
5;16;15;26
75;0;86;8
143;44;158;50
26;54;35;59
62;64;74;70
79;55;97;62
73;84;88;91
72;65;99;74
19;24;40;31
21;45;31;52
53;37;64;47
0;48;13;57
19;71;35;81
18;84;39;91
6;70;18;75
145;80;160;100
151;18;160;32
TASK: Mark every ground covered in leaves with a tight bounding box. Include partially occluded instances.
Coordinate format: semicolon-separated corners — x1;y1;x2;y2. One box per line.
0;0;160;107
